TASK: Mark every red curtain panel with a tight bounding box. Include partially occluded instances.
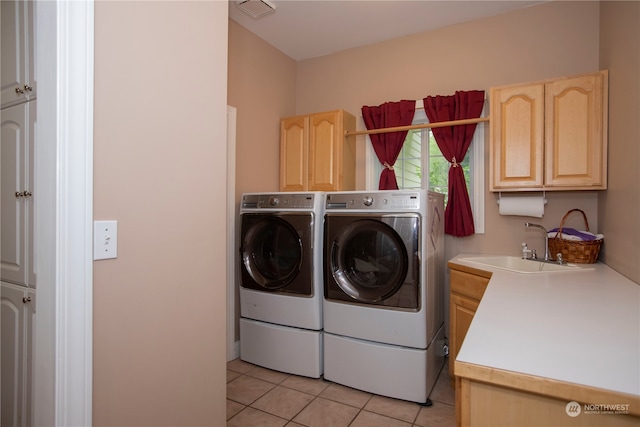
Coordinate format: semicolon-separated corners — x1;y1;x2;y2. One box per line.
362;100;416;190
424;91;485;237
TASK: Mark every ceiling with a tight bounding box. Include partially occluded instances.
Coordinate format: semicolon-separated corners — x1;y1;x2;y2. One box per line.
229;0;548;61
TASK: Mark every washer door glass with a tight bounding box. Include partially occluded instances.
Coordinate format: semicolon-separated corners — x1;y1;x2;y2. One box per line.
242;217;303;290
331;219;408;303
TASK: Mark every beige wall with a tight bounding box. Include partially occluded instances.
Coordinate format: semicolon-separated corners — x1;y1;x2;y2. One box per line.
598;1;640;283
228;19;297;196
295;1;601;115
93;2;228;426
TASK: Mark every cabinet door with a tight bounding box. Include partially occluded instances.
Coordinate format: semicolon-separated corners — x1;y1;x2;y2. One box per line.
449;292;480;379
1;283;34;427
544;72;607;188
280;115;308;192
450;269;489;301
1;0;35;108
490;84;544;190
1;102;35;287
308;111;341;191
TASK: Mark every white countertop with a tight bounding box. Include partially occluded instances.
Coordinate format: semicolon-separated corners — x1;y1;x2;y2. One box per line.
451;254;640;397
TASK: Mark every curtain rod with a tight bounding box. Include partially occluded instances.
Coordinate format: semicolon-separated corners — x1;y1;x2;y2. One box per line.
344;116;489;137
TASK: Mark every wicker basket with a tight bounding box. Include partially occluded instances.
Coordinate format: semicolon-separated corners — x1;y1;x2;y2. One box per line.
548;209;603;264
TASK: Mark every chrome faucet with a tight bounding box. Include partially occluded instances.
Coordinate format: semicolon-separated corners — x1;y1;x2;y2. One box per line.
524;222;550;261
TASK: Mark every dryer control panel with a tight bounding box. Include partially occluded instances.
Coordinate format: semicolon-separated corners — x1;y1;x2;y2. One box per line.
326;190;423;210
242;193;317;209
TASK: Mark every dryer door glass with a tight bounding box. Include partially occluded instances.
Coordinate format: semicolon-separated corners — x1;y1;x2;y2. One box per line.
330;218;410;303
242;217;303;290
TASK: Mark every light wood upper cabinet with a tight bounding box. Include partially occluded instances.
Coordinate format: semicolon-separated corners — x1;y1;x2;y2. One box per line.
490;71;608;191
490;83;545;189
280;110;356;192
280;116;308;192
545;73;607;187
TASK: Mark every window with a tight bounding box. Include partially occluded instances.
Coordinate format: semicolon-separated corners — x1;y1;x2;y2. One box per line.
367;102;485;233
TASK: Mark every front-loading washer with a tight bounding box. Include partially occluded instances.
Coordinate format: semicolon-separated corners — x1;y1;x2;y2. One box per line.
239;192;324;378
322;190;446;403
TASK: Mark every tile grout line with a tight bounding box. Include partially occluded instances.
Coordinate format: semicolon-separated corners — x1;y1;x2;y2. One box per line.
228;360;456;426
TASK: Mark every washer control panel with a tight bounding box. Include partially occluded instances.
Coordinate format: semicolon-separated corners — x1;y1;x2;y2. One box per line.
326;191;423;210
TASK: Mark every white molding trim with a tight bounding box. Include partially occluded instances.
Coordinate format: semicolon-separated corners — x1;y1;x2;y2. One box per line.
55;1;94;425
34;1;58;423
227;106;237;361
470;102;487;234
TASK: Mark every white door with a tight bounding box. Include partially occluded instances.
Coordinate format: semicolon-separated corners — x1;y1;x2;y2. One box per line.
1;282;35;427
1;0;35;108
1;102;35;287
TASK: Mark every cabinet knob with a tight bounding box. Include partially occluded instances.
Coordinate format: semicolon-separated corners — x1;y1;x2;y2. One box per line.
22;296;32;303
24;190;32;197
24;84;33;92
15;86;24;94
15;191;24;197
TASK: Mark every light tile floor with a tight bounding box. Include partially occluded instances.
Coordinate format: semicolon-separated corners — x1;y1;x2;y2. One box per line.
227;358;456;427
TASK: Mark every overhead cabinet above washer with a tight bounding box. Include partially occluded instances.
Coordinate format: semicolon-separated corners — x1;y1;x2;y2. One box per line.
280;109;356;192
490;70;608;191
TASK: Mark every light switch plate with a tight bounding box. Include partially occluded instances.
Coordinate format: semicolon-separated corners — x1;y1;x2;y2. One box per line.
94;220;118;260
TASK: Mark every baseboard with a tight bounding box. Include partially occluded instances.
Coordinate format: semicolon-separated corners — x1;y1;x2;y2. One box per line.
228;340;240;361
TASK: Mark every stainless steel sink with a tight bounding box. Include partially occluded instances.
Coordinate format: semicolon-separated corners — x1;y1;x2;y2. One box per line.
459;256;593;274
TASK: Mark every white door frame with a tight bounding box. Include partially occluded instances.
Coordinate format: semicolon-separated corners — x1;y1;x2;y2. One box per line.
33;1;94;425
226;106;238;361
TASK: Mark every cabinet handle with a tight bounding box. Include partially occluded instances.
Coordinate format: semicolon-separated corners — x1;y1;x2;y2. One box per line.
24;190;32;197
15;86;24;94
15;191;24;197
24;84;33;92
22;296;32;303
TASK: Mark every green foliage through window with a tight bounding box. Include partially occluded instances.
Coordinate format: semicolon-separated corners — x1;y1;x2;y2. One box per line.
391;129;473;207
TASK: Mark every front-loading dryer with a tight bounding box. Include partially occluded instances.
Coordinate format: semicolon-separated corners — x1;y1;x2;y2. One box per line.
239;192;324;378
322;190;446;403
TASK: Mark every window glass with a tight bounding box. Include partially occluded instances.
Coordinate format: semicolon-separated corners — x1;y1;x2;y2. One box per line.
375;126;473;207
394;130;422;189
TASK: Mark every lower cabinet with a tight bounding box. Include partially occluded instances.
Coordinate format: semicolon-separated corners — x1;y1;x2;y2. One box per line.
449;262;640;427
1;282;35;427
448;264;490;381
455;362;640;427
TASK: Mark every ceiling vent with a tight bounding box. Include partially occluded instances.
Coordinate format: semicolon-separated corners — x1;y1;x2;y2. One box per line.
236;0;276;19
